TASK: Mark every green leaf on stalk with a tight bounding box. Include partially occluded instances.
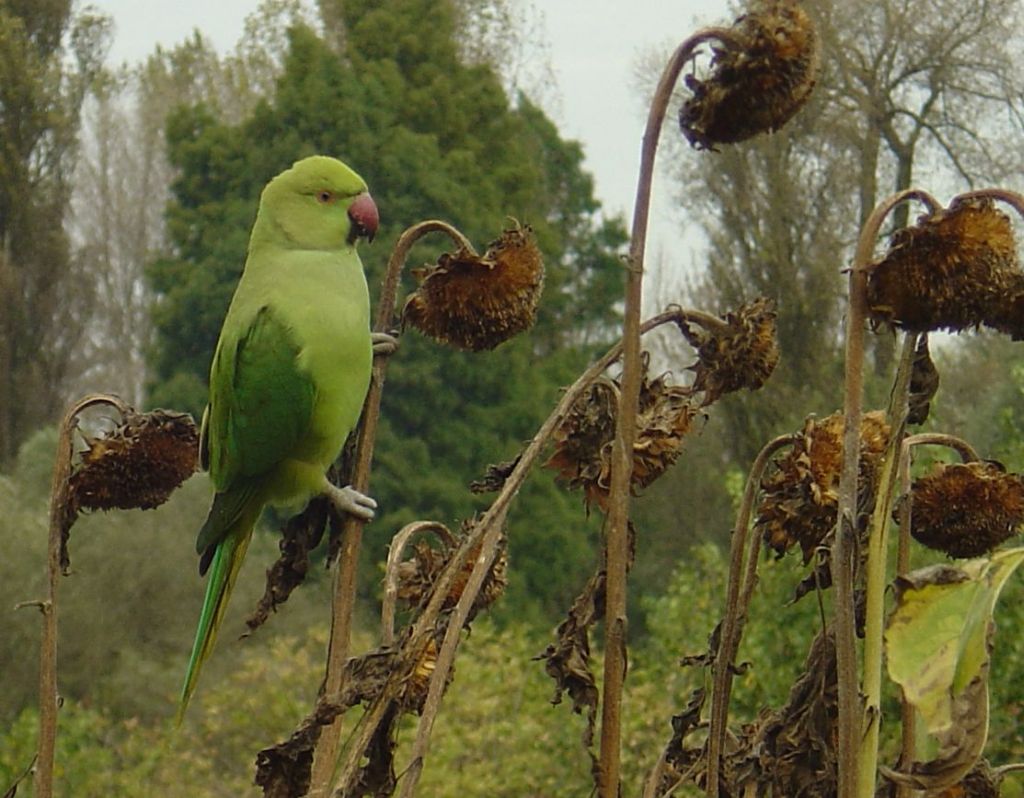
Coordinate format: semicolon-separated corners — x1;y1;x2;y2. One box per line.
882;547;1024;790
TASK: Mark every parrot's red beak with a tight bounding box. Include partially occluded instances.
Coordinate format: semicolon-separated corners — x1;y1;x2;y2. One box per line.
347;193;379;243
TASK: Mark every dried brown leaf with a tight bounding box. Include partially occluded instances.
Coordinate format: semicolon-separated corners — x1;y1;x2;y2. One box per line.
535;571;603;752
255;698;344;798
470;453;522;494
245;497;329;632
908;335;940;425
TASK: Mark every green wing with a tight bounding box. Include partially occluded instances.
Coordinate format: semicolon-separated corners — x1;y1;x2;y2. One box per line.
198;305;314;553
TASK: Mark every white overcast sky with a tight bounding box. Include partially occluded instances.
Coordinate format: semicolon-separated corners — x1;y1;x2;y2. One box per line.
89;0;734;292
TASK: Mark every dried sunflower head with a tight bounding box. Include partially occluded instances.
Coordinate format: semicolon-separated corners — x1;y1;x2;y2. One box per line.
681;297;780;405
402;221;544;351
907;461;1024;558
986;272;1024;340
679;0;819;150
756;410;889;561
69;408;198;512
396;520;508;618
867;198;1019;334
545;362;699;511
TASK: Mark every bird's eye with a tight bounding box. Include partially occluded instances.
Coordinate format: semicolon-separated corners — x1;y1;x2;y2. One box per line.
316;190;334;204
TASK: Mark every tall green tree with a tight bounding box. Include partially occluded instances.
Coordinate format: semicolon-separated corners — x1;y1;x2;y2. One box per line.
0;0;110;463
147;3;627;615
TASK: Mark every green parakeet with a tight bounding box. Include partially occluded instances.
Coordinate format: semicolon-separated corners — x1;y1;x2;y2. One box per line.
178;155;383;718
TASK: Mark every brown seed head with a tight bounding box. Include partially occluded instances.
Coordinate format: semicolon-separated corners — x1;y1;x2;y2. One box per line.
867;198;1019;334
756;410;889;561
546;360;700;511
402;221;544;351
679;0;819;150
682;297;780;405
69;409;199;512
908;461;1024;558
397;520;508;617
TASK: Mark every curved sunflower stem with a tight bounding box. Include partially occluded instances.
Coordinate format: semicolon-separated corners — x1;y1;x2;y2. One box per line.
835;189;938;798
858;332;916;797
673;306;736;337
381;521;454;647
600;25;737;797
309;219;475;796
902;433;980;464
955;188;1024;219
706;433;799;797
33;393;129;798
893;432;979;795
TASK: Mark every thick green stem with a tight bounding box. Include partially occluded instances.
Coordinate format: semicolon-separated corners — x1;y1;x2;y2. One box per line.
858;333;916;796
836;189;938;798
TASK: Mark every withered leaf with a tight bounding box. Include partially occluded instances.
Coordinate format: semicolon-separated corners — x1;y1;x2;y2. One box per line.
246;497;329;632
254;696;345;798
880;671;989;792
907;335;940;426
470;453;522;494
727;629;839;797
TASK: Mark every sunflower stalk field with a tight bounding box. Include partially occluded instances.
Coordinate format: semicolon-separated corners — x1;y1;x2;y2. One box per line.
14;1;1024;797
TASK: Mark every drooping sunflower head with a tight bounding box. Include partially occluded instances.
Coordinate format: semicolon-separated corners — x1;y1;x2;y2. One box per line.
907;460;1024;558
546;361;700;511
69;409;199;512
681;297;780;405
866;198;1019;334
756;410;889;561
402;222;544;351
679;0;819;150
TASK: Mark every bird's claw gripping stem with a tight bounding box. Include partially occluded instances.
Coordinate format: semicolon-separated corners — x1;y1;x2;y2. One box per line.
325;483;378;520
371;331;399;357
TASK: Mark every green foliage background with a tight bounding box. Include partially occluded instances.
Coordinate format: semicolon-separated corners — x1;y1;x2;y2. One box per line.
144;5;629;617
6;0;1024;794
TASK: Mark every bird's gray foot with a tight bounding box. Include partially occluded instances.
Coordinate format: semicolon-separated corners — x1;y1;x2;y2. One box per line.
325;483;378;520
371;331;399;357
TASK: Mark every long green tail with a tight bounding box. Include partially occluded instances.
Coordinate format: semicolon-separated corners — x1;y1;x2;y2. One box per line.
177;506;259;723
